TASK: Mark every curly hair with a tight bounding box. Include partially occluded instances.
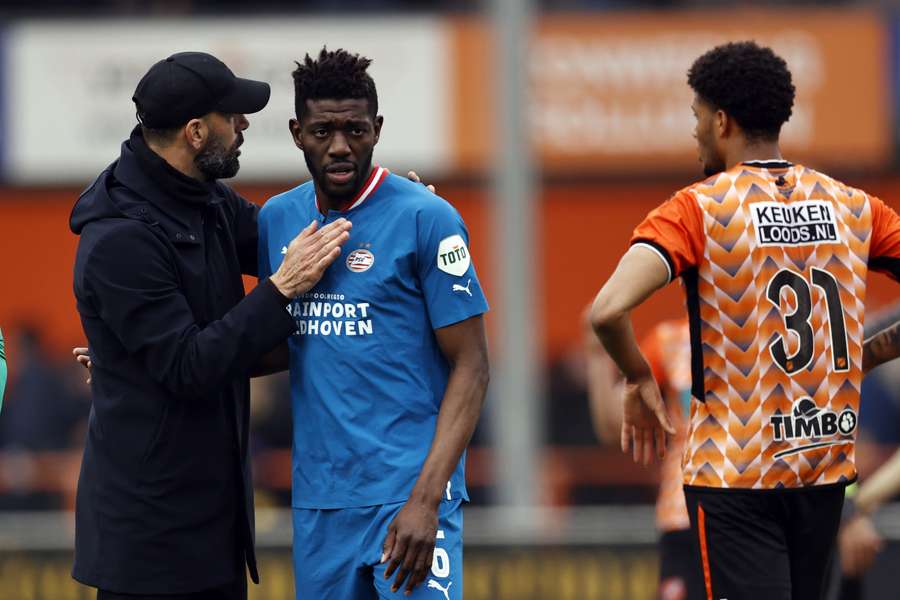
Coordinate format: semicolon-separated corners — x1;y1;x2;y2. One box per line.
687;41;795;141
292;47;378;120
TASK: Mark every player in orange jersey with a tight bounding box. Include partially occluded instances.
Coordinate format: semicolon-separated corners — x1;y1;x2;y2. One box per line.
589;41;900;600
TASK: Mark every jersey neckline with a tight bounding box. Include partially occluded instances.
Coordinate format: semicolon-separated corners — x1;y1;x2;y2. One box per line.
315;165;388;215
741;160;794;169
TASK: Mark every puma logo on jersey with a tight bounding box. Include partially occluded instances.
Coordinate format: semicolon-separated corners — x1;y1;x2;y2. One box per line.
452;279;472;297
427;580;452;600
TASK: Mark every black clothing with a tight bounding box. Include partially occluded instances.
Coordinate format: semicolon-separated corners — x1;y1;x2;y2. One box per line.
835;577;863;600
97;576;246;600
71;127;295;594
684;485;845;600
658;529;705;600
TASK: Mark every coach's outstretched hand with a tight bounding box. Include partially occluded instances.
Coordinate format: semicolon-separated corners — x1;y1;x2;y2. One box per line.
381;499;438;596
406;170;436;194
270;218;352;298
621;374;675;466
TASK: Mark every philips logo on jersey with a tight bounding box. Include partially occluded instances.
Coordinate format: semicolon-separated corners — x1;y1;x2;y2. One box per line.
770;398;857;459
437;235;471;277
750;200;839;247
288;292;374;337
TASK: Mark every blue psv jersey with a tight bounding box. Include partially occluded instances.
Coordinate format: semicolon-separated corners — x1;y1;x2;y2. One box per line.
258;168;488;509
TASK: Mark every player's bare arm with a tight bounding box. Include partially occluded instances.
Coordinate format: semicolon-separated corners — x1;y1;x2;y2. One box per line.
382;314;489;595
590;245;676;465
862;319;900;373
582;306;625;444
854;448;900;518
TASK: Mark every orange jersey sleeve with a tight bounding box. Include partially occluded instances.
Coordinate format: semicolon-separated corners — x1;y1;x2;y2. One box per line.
630;190;705;282
869;195;900;281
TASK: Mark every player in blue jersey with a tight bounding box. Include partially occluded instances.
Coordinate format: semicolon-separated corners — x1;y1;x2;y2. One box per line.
257;48;490;599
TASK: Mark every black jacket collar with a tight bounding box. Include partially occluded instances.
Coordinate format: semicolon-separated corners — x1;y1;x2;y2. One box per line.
114;126;217;232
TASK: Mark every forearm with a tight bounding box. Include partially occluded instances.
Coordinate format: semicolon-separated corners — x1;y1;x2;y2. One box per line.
589;246;668;380
856;449;900;515
586;348;625;443
592;313;653;381
410;361;489;506
862;320;900;373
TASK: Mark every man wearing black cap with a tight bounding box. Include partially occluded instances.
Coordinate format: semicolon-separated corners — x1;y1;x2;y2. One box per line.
70;52;352;600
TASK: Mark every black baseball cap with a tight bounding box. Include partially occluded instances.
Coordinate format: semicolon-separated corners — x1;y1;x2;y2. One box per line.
133;51;270;129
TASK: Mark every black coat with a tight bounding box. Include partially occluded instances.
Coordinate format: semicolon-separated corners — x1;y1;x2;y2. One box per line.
69;128;295;594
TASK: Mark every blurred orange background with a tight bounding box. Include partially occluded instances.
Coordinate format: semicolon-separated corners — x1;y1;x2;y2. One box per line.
1;180;895;368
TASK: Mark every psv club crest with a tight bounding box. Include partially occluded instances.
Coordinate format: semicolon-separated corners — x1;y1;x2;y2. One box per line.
346;248;375;273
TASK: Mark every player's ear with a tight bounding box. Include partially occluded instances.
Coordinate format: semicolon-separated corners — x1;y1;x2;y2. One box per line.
373;115;383;146
715;109;729;139
289;118;303;151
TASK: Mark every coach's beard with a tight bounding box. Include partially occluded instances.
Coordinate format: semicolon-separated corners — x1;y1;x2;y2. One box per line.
196;132;242;181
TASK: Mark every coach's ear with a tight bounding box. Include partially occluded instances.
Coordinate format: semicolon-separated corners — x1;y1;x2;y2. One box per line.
289;118;303;151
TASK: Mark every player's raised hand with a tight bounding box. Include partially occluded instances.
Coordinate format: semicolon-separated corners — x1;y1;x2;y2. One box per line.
621;374;675;465
406;170;436;194
381;499;438;595
73;347;92;384
270;218;352;298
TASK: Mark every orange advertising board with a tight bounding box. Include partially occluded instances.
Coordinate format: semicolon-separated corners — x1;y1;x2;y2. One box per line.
451;10;891;174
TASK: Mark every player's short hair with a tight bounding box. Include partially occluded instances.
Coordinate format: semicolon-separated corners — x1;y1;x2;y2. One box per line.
687;41;795;142
292;47;378;120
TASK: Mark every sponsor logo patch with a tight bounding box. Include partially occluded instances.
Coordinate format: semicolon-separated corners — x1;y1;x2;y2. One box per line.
288;293;374;337
770;398;857;459
750;200;839;247
437;234;470;277
346;248;375;273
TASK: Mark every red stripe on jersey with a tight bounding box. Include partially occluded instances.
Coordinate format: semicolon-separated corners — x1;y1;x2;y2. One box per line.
315;165;388;213
697;503;713;600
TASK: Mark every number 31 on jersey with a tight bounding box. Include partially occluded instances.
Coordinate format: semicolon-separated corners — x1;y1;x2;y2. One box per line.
766;267;849;374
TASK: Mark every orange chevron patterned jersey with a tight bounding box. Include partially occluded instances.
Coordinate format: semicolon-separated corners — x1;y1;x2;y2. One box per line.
632;161;900;490
642;319;692;531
